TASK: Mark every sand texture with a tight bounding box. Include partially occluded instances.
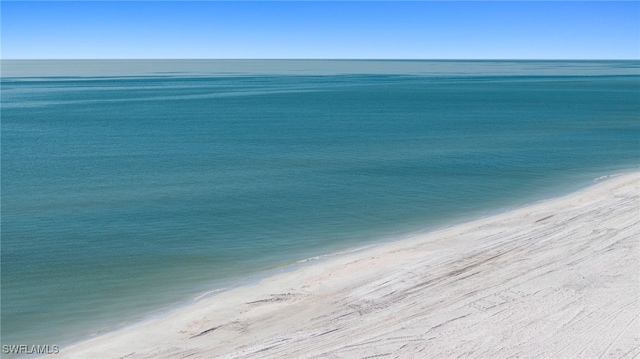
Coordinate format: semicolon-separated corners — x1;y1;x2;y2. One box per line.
57;173;640;358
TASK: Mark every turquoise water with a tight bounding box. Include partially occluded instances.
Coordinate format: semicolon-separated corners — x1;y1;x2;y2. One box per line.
2;60;639;348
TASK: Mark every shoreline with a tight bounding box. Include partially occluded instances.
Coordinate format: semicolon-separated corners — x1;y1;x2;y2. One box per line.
54;172;639;358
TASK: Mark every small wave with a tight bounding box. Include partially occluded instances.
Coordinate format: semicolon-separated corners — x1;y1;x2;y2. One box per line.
594;173;625;182
193;287;229;302
295;245;376;264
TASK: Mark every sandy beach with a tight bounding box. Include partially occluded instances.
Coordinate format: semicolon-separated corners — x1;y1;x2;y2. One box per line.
56;172;639;359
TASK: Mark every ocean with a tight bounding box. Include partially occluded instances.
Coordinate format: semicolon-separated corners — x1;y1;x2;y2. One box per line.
1;60;639;349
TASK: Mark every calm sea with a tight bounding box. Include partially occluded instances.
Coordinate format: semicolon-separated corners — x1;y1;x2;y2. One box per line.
2;60;639;349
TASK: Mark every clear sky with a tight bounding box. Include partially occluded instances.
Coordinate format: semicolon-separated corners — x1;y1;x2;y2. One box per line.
1;1;639;60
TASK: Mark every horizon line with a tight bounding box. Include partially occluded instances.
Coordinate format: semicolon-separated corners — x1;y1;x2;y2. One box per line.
3;58;640;61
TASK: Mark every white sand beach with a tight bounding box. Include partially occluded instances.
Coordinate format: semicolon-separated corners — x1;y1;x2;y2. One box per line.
57;172;640;359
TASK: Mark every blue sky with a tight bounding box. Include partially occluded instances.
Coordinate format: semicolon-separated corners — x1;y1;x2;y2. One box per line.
2;1;639;59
